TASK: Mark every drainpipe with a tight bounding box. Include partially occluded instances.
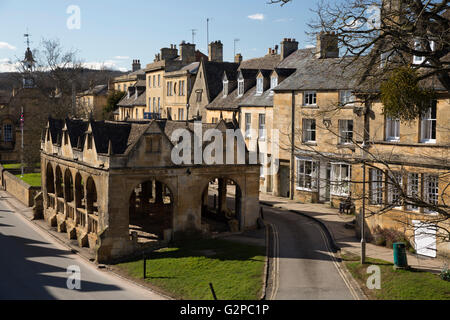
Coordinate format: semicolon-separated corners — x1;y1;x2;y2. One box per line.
290;90;295;200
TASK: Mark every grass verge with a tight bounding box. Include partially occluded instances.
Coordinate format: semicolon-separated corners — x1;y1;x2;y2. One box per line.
2;163;40;170
15;173;42;187
341;252;450;300
115;238;266;300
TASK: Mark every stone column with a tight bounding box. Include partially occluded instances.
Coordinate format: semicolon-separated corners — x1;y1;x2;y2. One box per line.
218;178;228;215
155;181;164;204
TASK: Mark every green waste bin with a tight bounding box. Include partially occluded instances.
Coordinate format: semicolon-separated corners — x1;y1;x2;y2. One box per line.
393;242;408;269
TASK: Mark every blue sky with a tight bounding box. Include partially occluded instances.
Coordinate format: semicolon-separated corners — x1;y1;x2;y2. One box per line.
0;0;320;72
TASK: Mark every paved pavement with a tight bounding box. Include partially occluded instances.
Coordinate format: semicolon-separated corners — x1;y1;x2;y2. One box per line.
263;205;359;300
0;192;166;300
260;193;449;273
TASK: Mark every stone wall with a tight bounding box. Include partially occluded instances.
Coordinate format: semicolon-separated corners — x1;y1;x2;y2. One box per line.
1;169;40;207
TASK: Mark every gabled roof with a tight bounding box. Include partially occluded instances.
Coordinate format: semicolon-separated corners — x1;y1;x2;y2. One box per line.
239;53;281;70
201;61;240;102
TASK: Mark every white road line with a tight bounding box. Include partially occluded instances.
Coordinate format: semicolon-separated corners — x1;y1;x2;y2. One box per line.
268;223;280;301
315;224;359;300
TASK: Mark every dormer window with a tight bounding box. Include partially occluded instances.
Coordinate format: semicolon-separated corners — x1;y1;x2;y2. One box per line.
238;79;244;97
413;40;436;65
256;78;263;95
270;76;278;95
223;80;229;97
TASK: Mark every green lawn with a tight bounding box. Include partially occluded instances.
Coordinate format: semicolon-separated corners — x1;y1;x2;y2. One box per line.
342;252;450;300
2;163;40;170
116;239;266;300
15;173;42;187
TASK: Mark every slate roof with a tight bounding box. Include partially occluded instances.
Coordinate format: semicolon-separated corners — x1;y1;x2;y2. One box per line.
79;84;108;96
239;53;281;70
238;87;273;107
206;80;258;111
274;49;367;91
202;61;240;102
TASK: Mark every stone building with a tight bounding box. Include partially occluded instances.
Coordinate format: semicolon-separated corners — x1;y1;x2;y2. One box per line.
116;79;146;120
40;117;260;263
113;60;146;93
76;84;109;119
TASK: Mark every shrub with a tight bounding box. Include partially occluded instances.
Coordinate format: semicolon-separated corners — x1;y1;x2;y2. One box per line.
371;226;413;250
440;266;450;282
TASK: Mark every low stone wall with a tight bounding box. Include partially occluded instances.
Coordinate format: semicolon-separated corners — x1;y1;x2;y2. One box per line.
1;170;41;207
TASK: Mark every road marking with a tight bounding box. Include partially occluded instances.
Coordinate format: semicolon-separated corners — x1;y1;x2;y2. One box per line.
268;223;280;301
315;224;360;300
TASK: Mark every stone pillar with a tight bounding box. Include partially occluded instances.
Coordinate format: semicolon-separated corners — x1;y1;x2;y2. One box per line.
218;179;228;215
155;181;164;204
141;181;152;212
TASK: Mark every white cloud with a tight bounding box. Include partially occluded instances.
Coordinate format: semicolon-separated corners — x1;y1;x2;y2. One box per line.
305;44;315;49
0;60;20;72
248;13;265;21
83;59;128;71
0;42;16;50
114;56;130;60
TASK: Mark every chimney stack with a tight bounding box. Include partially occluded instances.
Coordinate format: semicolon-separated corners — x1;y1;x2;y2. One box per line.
280;38;299;60
160;45;179;61
132;59;141;72
234;53;243;64
316;31;339;59
208;41;223;63
180;41;196;64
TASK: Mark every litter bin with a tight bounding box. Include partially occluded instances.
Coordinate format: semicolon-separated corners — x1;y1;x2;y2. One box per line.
393;242;408;269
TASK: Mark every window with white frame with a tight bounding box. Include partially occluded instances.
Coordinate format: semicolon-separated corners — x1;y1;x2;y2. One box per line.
297;158;318;191
258;114;266;140
340;90;355;106
256;78;263;95
420;102;437;143
223;80;228;97
331;163;351;196
370;169;384;205
238;79;244;96
304;91;317;106
302;119;316;143
413;40;435;65
386;117;400;141
407;173;420;211
270;76;278;95
339;120;353;144
245;113;252;138
425;175;438;213
388;172;403;208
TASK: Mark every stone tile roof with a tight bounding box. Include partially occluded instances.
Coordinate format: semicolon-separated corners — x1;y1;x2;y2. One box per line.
117;90;146;107
203;61;240;102
239;53;281;70
79;84;108;96
238;87;274;107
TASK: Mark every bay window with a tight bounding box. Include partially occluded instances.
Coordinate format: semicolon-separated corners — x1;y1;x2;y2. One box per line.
297;158;318;191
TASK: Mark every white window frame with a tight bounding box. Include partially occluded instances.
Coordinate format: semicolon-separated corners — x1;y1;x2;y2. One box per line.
223;80;229;97
238;79;244;97
339;90;355;106
388;172;403;209
245;113;252;138
258;114;266;141
420;103;437;143
302;119;316;143
256;78;263;95
386;117;400;141
413;40;435;65
303;91;317;106
331;163;351;196
424;174;439;214
339;120;354;145
296;157;319;191
407;173;420;212
270;76;278;95
370;169;384;205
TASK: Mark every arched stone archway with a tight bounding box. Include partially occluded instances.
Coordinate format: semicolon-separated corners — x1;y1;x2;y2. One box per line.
128;179;174;243
64;169;74;203
201;177;242;233
46;163;55;209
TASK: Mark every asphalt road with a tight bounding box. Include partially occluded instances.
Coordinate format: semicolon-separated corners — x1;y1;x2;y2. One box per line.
0;196;165;300
264;205;357;300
